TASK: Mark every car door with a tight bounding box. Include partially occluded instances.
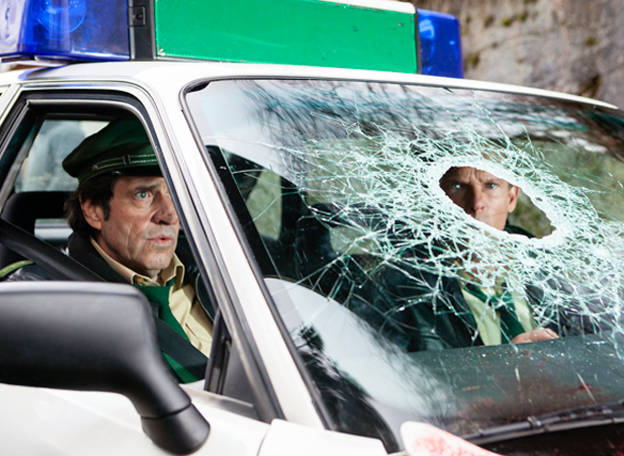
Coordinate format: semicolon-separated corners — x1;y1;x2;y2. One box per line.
0;79;291;455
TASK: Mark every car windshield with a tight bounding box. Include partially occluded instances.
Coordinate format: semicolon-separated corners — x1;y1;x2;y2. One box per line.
186;79;624;451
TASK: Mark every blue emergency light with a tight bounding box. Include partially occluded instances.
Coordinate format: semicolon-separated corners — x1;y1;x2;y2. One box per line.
418;10;464;78
0;0;129;61
0;0;463;78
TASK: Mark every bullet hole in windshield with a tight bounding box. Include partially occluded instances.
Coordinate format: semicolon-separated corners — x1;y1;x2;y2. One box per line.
439;166;555;238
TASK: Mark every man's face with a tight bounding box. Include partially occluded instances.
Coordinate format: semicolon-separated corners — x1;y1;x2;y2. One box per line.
439;167;519;231
82;176;179;280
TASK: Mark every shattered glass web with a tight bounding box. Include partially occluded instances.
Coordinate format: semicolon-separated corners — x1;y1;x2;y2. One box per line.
238;80;624;345
189;79;624;442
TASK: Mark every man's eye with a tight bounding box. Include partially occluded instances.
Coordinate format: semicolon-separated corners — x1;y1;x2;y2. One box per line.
486;183;498;189
450;184;462;190
135;191;149;199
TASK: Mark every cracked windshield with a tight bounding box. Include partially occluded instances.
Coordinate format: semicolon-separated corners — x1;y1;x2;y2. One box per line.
187;79;624;450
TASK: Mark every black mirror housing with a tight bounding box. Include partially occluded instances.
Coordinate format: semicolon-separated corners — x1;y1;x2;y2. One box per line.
0;281;209;455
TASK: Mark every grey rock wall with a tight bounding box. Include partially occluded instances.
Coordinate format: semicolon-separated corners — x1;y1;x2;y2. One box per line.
409;0;624;108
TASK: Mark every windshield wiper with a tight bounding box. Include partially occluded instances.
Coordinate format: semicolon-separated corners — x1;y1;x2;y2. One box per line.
462;399;624;445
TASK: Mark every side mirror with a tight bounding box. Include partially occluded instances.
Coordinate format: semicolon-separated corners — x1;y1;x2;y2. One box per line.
0;281;209;455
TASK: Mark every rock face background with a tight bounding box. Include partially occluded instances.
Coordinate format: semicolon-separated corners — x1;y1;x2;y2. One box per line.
408;0;624;108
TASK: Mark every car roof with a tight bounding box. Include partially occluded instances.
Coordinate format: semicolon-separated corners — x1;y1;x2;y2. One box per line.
0;60;618;110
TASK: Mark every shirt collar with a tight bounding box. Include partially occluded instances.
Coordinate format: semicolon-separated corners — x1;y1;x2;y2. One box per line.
457;267;507;295
90;237;184;288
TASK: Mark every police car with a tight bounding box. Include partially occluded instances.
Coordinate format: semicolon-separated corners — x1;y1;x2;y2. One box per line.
2;1;624;455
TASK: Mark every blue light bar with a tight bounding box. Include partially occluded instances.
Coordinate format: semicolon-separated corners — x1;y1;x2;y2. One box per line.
0;0;129;61
418;9;464;78
0;0;464;79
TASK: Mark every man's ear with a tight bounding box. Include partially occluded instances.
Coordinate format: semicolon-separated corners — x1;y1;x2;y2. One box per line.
508;185;520;213
80;198;104;231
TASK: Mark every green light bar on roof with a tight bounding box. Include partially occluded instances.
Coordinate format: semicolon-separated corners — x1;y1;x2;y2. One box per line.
154;0;418;73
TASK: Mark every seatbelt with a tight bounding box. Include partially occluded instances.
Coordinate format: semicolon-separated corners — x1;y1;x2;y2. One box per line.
154;319;208;380
0;219;104;281
0;218;208;380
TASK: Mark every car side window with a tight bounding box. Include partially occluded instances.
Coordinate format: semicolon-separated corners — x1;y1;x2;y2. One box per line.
8;119;108;244
0;97;229;385
16;119;106;192
0;93;275;420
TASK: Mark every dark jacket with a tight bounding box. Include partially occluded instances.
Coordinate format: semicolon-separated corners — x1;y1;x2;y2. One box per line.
294;215;599;352
313;252;602;352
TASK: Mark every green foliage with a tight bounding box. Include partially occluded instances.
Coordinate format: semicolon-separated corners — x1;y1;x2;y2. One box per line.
466;52;480;69
501;16;514;27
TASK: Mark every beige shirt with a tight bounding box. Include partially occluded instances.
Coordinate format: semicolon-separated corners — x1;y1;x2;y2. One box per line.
458;270;535;346
90;238;213;356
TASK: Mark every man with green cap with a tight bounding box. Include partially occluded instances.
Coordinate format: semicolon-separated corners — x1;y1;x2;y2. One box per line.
6;116;213;382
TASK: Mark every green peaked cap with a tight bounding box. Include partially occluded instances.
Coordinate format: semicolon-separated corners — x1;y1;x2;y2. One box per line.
62;117;160;184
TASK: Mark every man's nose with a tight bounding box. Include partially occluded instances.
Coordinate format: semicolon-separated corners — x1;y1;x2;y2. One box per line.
466;187;485;214
153;192;179;225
